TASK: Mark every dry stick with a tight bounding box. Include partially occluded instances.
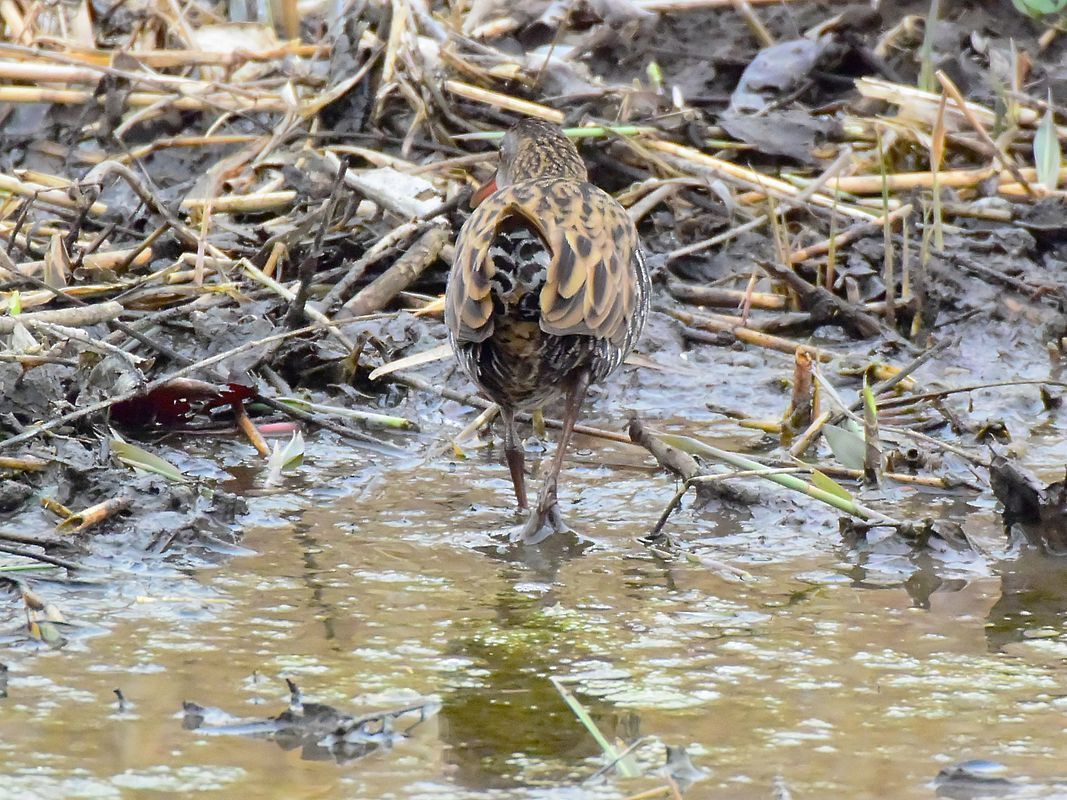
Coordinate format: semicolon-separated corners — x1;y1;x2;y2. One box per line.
0;302;123;333
233;403;270;457
667;280;787;309
789;204;913;264
79;161;215;254
3;241;154;279
647;139;876;222
442;80;565;123
0;456;48;471
756;258;889;341
881;424;989;468
58;497;132;532
285;157;350;328
789;337;953;457
0;542;88;572
730;0;774;47
665;214;767;262
876;379;1067;411
27;321;145;369
954;252;1049;296
338;225;449;318
664;306;834;360
8;271;191;366
0;173;108;214
0;528;66;548
632;420;902;531
626;182;681;223
935;70;1036;198
243;261;357;353
317;223;422;314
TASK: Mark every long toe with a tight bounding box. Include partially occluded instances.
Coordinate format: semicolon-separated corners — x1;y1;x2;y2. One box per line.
513;501;570;544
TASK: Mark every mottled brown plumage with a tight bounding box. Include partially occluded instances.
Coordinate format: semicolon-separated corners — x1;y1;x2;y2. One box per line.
446;118;649;541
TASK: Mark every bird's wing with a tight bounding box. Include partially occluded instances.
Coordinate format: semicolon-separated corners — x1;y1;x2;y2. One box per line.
445;197;501;344
446;178;640;347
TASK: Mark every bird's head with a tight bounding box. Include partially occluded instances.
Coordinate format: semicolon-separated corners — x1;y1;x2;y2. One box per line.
471;118;587;206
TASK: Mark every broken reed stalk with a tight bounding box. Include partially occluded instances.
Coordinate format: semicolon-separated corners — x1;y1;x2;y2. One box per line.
781;348;815;444
630;420;901;535
930;90;948;252
645;139;877;222
233;403;270;457
443;80;565;123
663;306;834;360
789;337;952;457
0;173;108;214
861;378;882;485
56;497;132;533
0;302;123;333
875;130;896;329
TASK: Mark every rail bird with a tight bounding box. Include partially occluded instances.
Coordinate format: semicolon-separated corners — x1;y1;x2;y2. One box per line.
446;118;650;542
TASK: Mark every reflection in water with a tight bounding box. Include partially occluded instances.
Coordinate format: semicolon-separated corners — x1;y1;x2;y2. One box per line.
441;542;640;790
182;679;440;766
987;550;1067;651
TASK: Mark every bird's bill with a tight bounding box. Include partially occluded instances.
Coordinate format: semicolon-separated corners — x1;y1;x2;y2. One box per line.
470;174;498;207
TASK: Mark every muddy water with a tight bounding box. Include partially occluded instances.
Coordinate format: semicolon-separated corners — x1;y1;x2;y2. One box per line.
4;418;1067;799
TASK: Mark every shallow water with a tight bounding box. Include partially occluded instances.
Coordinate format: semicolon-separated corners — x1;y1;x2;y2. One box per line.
4;310;1067;799
4;416;1067;799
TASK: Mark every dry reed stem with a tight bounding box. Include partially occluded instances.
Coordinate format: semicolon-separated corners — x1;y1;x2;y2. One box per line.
646;139;876;221
0;456;49;472
731;0;774;47
790;204;912;264
234;403;270;457
0;302;124;333
338;225;449;318
443;80;565;123
180;191;296;213
2;247;153;279
0;173;107;214
665;306;835;361
856;76;1040;129
935;70;1035;197
56;497;131;533
667;280;787;310
0;85;291;113
0;42;329;68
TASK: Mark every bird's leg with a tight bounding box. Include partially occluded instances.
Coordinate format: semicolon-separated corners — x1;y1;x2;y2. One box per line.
502;407;528;510
517;370;590;542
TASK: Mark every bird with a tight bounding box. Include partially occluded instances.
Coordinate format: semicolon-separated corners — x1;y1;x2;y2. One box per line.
445;117;650;542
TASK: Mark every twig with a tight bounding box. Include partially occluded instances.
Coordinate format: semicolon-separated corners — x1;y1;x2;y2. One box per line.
935;70;1035;198
0;302;123;333
0;542;88;572
337;225;448;318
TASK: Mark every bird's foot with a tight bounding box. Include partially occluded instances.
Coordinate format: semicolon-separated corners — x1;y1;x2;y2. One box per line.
512;478;570;544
